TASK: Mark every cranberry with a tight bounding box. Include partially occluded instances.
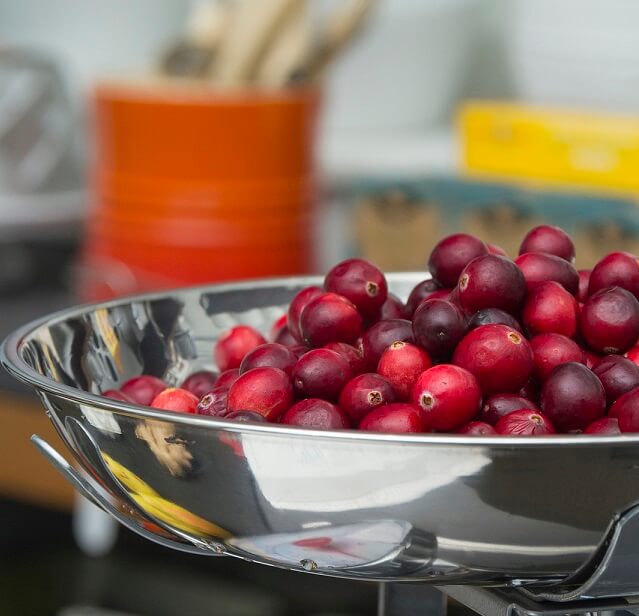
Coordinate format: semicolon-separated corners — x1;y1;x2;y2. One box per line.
411;364;482;431
412;299;467;360
610;386;639;431
274;325;298;347
281;399;351;429
487;243;508;257
377;341;432;400
530;333;586;381
151;387;198;414
323;341;366;375
227;367;293;421
378;293;406;320
225;411;267;423
495;409;556;436
359;403;426;433
584;416;621;435
269;314;288;340
592;355;639;406
215;368;240;389
577;269;592;303
468;307;523;332
325;258;388;318
584;350;601;369
239;343;297;376
103;389;133;403
214;325;266;371
120;375;166;406
540;362;606;431
338;373;395;422
458;255;527;315
300;292;363;347
428;233;488;287
580;287;639;354
361;318;414;369
405;279;442;317
453;325;534;396
515;252;579;295
180;370;219;398
457;421;497;435
519;225;575;262
292;349;352;401
196;387;229;416
589;251;639;299
287;286;324;342
523;281;579;337
480;393;539;425
626;344;639;367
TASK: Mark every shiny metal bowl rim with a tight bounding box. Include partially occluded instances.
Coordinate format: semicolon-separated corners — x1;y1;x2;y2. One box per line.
2;273;635;448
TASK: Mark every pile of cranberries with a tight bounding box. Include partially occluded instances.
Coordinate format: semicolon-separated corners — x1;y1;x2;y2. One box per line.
102;225;639;436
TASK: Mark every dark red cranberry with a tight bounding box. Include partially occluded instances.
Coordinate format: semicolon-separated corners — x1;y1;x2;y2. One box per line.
584;350;601;370
487;243;508;257
519;225;575;262
540;362;606;432
378;293;406;320
580;287;639;354
120;375;166;406
589;251;639;299
151;388;198;414
338;373;395;422
453;324;534;396
458;254;527;315
361;318;414;369
610;387;639;431
480;394;539;425
180;370;219;399
428;233;488;287
196;387;229;417
292;349;352;401
577;269;591;303
323;341;366;375
412;299;467;360
227;367;293;421
523;281;579;337
214;325;266;371
300;292;363;348
215;368;240;389
359;403;427;433
225;411;267;423
411;364;482;431
269;314;288;340
281;399;351;429
287;286;324;342
515;252;579;295
626;344;639;367
457;421;498;435
239;343;297;376
405;279;442;317
103;389;133;403
274;325;298;347
377;341;432;400
592;355;639;406
495;409;556;436
530;333;586;381
468;307;523;332
324;258;388;318
518;378;541;403
584;417;621;435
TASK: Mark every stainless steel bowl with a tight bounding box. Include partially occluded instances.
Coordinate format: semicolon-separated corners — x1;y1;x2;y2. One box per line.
3;274;639;586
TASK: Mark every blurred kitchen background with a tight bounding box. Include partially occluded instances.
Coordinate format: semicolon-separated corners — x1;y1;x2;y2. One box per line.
3;0;639;614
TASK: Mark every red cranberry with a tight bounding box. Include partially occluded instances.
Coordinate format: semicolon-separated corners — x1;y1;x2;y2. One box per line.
487;243;508;257
523;281;579;338
453;325;534;396
584;350;601;370
468;308;523;332
458;255;527;316
626;344;639;366
577;269;591;303
519;225;575;262
196;387;229;417
215;368;240;389
589;251;639;299
292;349;352;401
405;279;442;317
480;393;539;425
411;364;482;431
592;355;639;406
120;375;166;406
377;341;432;400
103;389;133;403
359;403;426;433
338;373;395;422
227;367;293;421
428;233;488;287
457;421;498;435
214;325;266;372
325;258;388;318
287;286;324;342
300;292;363;348
239;343;297;376
151;388;198;414
180;370;219;398
540;362;606;431
361;318;414;369
412;299;467;360
378;293;406;320
515;252;579;295
530;333;586;381
274;325;298;347
323;341;366;375
580;287;639;354
610;386;639;431
269;314;288;340
225;411;267;423
281;399;351;429
495;409;556;436
584;416;621;435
